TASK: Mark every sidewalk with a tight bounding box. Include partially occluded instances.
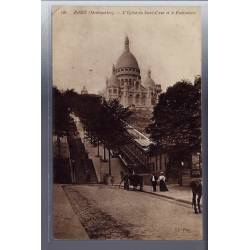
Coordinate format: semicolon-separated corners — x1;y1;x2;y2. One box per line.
142;184;196;205
53;184;89;239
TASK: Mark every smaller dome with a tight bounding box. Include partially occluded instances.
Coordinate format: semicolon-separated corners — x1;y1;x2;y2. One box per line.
143;70;155;89
81;85;88;94
108;65;119;87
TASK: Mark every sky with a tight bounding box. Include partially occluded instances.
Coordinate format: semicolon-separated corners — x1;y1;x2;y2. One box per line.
52;6;201;94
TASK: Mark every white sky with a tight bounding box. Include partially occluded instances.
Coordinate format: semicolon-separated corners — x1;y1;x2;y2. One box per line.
53;6;201;93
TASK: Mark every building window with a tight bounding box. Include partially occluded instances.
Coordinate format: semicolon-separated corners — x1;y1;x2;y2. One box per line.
109;89;112;93
114;89;117;94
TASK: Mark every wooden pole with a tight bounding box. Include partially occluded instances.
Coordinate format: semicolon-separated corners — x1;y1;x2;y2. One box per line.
108;149;111;175
103;144;106;161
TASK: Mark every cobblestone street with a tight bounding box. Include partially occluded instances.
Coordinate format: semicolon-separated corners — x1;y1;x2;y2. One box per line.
57;184;202;240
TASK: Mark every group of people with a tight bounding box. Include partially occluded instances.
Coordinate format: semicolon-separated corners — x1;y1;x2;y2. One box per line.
120;170;202;214
150;172;169;192
119;170;144;191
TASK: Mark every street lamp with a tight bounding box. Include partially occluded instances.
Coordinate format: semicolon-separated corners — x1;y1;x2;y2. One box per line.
179;161;184;186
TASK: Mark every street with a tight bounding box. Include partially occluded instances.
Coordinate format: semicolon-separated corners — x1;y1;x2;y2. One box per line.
60;184;202;240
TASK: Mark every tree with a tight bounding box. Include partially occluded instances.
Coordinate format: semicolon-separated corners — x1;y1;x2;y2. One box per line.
146;78;201;152
146;78;201;184
82;98;132;175
61;91;132;176
53;87;70;157
101;99;132;174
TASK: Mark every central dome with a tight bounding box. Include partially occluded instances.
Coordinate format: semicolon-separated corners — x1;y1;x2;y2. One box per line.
116;51;139;69
116;36;140;70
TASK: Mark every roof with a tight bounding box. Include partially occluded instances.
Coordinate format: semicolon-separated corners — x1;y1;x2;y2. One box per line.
143;70;155;88
116;51;139;70
108;65;119;87
108;74;119;87
116;36;140;70
134;138;151;148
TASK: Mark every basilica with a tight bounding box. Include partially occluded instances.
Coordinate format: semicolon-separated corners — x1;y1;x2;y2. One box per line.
105;36;162;109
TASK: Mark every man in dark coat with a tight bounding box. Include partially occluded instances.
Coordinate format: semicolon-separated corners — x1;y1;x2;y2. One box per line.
123;174;130;190
150;173;158;192
190;179;202;214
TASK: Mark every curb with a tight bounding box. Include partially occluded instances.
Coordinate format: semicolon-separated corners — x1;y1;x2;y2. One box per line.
70;183;196;206
141;190;192;205
111;184;193;205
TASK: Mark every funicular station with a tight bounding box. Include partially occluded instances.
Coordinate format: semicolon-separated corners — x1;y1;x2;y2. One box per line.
118;123;202;186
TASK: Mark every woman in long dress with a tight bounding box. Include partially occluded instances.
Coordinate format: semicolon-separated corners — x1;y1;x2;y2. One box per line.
158;172;168;191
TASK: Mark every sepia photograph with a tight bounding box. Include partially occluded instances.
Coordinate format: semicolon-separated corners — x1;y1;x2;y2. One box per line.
52;5;203;240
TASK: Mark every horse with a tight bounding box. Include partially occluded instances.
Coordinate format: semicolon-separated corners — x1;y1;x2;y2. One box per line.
129;174;143;191
190;179;202;214
119;173;143;191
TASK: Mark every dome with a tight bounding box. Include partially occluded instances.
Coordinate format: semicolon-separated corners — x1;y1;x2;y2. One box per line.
143;70;155;88
116;36;140;70
109;75;119;87
116;51;139;69
108;65;119;87
81;85;88;94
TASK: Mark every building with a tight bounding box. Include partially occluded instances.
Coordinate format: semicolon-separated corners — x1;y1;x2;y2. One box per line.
81;85;88;95
118;122;202;185
105;36;162;109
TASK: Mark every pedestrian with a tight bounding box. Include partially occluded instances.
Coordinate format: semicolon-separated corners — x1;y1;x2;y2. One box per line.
111;175;114;186
124;174;130;190
119;173;130;190
158;172;168;192
150;172;158;192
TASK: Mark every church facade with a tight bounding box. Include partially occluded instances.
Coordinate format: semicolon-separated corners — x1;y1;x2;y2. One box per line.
105;36;162;109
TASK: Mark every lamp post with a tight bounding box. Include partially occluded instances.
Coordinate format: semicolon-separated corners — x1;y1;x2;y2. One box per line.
179;161;184;186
